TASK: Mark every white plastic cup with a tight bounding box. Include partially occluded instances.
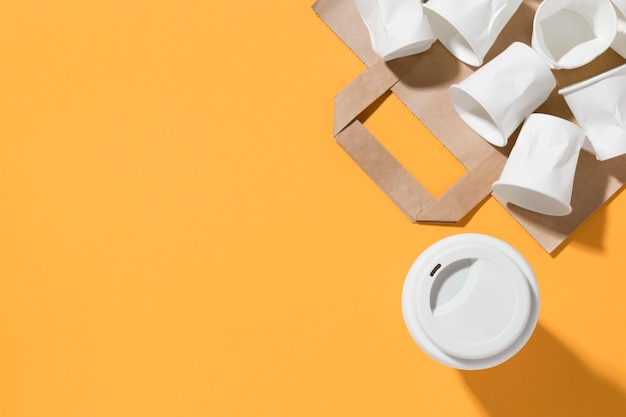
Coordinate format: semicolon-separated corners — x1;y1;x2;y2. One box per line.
531;0;617;69
449;42;556;147
354;0;436;61
402;233;540;370
558;63;626;161
423;0;523;67
493;114;585;216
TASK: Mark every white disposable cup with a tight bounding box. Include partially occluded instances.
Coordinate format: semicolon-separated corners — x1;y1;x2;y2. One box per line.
559;63;626;161
449;42;556;147
354;0;436;61
493;114;585;216
610;0;626;58
531;0;617;69
402;233;539;370
423;0;523;67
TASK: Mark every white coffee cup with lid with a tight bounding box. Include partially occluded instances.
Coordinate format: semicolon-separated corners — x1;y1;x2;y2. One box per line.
402;234;539;370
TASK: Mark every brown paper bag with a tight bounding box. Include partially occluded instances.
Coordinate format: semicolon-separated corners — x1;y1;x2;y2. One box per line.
313;0;626;253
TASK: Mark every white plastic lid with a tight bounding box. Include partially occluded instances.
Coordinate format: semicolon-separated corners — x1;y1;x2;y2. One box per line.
402;234;540;370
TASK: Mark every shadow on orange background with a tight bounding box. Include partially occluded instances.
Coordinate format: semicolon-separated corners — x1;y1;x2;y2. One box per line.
461;324;626;416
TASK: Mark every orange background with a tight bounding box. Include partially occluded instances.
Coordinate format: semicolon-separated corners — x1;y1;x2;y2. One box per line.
1;1;625;416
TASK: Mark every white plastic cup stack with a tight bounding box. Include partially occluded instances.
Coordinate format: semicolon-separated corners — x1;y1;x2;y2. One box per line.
354;0;436;61
531;0;617;69
448;42;556;147
423;0;523;67
493;114;585;216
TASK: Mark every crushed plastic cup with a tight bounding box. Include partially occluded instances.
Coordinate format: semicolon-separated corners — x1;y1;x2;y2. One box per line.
531;0;617;69
610;0;626;58
423;0;522;67
354;0;436;61
449;42;556;147
559;63;626;161
493;113;585;216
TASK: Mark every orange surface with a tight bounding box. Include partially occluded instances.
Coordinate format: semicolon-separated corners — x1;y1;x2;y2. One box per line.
1;1;626;416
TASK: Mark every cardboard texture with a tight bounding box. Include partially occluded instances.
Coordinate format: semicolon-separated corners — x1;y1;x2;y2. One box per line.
313;0;626;253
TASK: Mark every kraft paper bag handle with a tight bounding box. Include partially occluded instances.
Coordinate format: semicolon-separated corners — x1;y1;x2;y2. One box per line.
334;59;505;223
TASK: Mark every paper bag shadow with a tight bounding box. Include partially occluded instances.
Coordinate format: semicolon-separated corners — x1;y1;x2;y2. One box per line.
461;324;626;417
386;43;464;88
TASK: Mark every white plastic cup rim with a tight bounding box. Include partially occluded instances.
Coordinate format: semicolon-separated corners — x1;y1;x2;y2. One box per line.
379;39;435;61
532;0;617;69
492;180;573;216
448;82;508;146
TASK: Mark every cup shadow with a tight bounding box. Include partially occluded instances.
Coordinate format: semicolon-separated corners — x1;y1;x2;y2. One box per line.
461;324;626;417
